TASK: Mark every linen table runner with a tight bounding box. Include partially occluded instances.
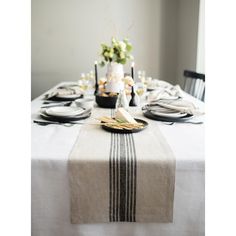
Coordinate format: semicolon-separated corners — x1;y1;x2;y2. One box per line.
69;108;175;223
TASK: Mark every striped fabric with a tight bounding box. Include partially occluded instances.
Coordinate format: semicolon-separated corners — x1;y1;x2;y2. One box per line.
109;109;137;222
69;107;175;224
109;133;137;222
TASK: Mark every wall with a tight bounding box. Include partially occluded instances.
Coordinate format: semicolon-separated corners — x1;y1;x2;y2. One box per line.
32;0;200;99
196;0;205;73
175;0;200;87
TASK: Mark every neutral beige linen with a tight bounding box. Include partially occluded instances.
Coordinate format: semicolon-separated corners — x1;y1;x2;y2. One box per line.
148;85;183;101
69;107;176;224
148;99;204;116
44;85;82;99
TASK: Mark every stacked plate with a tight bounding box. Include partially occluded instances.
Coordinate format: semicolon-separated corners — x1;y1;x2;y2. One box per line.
40;106;91;123
143;103;193;122
45;85;84;101
54;93;83;101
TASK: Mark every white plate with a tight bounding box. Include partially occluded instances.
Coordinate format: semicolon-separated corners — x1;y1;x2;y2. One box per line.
45;107;85;117
150;110;187;118
149;106;180;114
75;98;94;109
56;94;82;99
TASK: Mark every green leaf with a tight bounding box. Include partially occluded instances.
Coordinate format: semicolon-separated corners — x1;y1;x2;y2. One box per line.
120;58;126;64
126;43;132;52
99;61;105;67
101;44;107;49
113;54;118;62
123;38;129;44
129;55;134;60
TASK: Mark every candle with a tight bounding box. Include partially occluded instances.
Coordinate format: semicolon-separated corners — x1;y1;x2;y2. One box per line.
94;61;98;81
131;62;135;80
129;62;137;106
94;61;98;95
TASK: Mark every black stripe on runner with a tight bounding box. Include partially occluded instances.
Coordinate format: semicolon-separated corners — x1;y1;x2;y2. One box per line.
125;134;129;221
109;132;113;221
130;134;137;222
127;134;134;221
116;133;119;221
112;113;116;221
109;109;114;221
126;134;131;221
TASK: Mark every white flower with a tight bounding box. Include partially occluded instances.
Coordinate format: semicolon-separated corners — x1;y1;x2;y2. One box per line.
120;52;125;59
112;38;116;44
98;77;107;85
104;52;109;57
119;41;126;51
123;76;134;86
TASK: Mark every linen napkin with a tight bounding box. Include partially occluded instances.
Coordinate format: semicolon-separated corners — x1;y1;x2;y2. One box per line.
69;108;176;224
148;99;204;116
148;85;183;101
44;85;82;99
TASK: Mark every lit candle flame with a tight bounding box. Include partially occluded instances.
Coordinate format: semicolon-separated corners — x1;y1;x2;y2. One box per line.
131;62;135;67
94;61;98;65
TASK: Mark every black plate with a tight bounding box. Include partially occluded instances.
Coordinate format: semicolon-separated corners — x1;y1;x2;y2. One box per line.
143;110;193;122
46;94;83;102
40;111;91;123
101;118;148;134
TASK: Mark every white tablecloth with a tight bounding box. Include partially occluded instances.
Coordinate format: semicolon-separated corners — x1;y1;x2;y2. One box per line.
32;83;205;236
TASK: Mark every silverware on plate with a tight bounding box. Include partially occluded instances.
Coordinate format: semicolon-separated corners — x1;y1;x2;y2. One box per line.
33;120;84;127
162;121;204;125
41;101;72;108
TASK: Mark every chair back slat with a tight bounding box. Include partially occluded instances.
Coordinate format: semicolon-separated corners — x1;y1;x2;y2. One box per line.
194;79;200;98
183;70;205;101
190;78;197;96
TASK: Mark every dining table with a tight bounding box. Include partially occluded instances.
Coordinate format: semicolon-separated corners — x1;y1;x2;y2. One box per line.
31;82;205;236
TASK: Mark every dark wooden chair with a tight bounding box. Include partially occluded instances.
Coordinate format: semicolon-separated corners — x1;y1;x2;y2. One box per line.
183;70;205;101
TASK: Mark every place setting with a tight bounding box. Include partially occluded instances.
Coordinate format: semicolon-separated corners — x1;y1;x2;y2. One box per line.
34;96;94;126
43;84;84;102
98;107;148;133
34;107;91;126
142;98;204;124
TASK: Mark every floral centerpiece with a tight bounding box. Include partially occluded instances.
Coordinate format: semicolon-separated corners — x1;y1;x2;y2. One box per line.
99;38;134;93
100;38;133;66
